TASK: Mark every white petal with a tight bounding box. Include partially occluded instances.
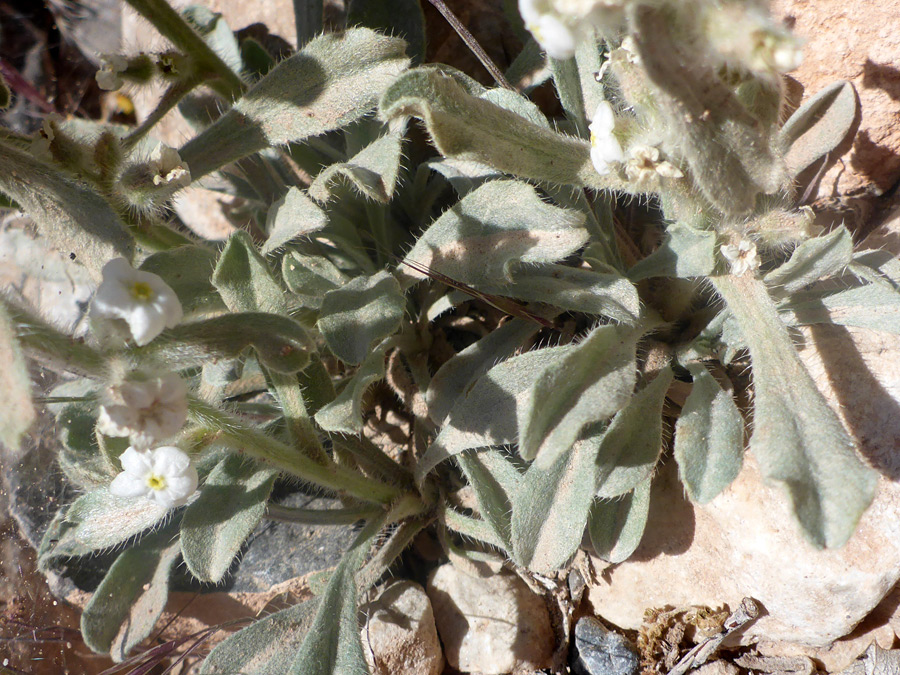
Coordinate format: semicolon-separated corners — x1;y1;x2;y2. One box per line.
518;0;542;23
536;14;576;59
96;69;123;91
119;446;153;475
151;445;192;476
127;306;168;346
656;161;684;179
720;244;741;263
110;472;150;498
97;405;137;437
589;101;617;135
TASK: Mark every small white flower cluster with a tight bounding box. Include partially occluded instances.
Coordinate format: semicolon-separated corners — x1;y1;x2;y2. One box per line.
96;54;128;91
91;258;183;347
589;103;684;185
518;0;624;60
149;145;191;189
720;238;760;277
88;259;197;508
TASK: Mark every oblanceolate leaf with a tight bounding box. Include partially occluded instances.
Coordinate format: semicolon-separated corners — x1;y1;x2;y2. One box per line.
213;231;288;314
0;140;133;277
594;367;673;498
417;345;573;483
180;28;410;179
39;488;168;563
511;429;604;573
282;250;349;309
779;283;900;335
289;516;385;675
627;222;717;281
456;448;522;550
0;301;35;455
380;66;614;189
200;598;321;674
781;81;859;180
139;245;224;314
402;179;587;289
183;5;244;77
135;312;311;373
519;323;641;469
424;156;501;196
314;339;389;433
317;271;405;365
262;187;329;255
713;274;877;547
426;319;542;425
673;364;744;503
589;479;651;564
51;389;112;489
764;225;853;294
309;118;407;205
81;534;180;660
181;454;278;583
486;263;640;324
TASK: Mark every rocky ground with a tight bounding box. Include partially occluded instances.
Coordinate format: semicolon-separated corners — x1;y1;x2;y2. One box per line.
2;0;900;674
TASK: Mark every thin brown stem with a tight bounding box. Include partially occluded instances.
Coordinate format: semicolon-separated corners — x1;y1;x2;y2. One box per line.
425;0;516;91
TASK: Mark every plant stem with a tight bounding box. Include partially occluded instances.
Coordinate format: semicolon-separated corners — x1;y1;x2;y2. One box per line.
123;77;201;150
265;503;380;525
187;397;403;504
123;0;245;100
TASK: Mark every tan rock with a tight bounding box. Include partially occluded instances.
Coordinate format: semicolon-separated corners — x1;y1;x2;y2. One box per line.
427;563;554;674
360;581;444;675
588;206;900;647
772;0;900;201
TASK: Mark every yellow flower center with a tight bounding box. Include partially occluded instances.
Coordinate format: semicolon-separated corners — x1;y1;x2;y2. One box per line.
146;474;167;491
130;281;154;301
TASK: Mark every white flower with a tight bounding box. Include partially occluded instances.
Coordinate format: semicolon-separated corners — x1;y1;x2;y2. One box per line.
98;373;188;448
720;239;760;276
110;446;198;508
519;0;577;59
96;54;128;91
624;144;684;188
149;144;191;189
589;101;624;175
30;114;62;161
91;258;183;346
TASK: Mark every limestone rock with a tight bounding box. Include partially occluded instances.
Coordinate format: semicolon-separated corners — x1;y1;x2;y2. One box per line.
772;0;900;202
360;581;443;675
427;564;554;674
588;207;900;647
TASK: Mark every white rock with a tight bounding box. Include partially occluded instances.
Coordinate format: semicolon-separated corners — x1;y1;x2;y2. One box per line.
427;564;554;674
359;581;443;675
588;209;900;648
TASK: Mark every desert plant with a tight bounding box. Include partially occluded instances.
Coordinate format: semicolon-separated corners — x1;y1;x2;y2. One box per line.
0;0;893;671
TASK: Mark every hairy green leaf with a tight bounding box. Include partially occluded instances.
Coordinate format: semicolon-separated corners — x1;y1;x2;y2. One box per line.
457;449;521;550
317;271;405;365
628;222;717;281
512;430;602;573
282;250;349;309
519;323;641;469
81;534;180;660
214;231;288;314
402;179;587;288
181;28;409;178
779;283;900;335
0;141;133;277
595;367;673;498
181;455;277;583
713;274;876;547
139;245;224;314
674;364;744;503
781;81;859;180
314;339;389;433
417;345;572;482
589;479;651;563
263;187;329;255
764;225;853;294
380;66;613;189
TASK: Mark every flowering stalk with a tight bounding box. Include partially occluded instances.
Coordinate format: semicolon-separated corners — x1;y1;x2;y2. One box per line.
186;398;405;505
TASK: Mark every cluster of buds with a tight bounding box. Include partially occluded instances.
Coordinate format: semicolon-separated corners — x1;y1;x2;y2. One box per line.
95;51;187;92
90;259;198;508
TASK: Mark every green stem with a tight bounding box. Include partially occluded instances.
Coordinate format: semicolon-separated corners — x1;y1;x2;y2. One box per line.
265;503;379;525
267;369;329;463
549;56;589;139
187;397;402;504
332;435;412;486
123;0;245;100
7;301;106;378
357;513;430;591
123;77;201;150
